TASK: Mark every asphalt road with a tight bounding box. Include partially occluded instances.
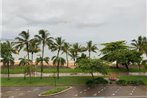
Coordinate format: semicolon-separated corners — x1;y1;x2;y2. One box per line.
1;85;147;98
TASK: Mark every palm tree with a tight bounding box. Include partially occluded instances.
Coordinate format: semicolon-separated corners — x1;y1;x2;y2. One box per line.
69;48;76;66
69;43;82;66
86;40;98;58
15;30;30;60
51;37;65;58
27;39;40;62
19;57;31;79
35;30;53;79
131;36;147;52
1;41;17;66
2;55;14;80
52;56;66;79
36;57;50;65
62;42;70;67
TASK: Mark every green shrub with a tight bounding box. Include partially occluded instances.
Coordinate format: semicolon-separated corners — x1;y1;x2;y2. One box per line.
86;80;95;86
128;80;145;86
116;80;127;86
86;77;108;86
94;77;108;84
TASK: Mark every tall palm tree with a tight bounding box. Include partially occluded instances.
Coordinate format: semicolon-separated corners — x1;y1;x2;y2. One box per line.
51;37;65;58
27;39;40;62
86;40;98;58
52;56;66;79
62;42;70;67
1;41;17;66
2;55;14;80
69;48;76;66
35;30;53;79
15;30;30;60
69;43;82;66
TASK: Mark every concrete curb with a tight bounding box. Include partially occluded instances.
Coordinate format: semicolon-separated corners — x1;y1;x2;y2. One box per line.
38;86;72;96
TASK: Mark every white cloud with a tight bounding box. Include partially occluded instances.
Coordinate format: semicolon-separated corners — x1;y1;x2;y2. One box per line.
2;0;146;43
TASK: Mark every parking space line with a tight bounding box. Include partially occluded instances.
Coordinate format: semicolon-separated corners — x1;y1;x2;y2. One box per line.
129;86;136;96
112;86;122;96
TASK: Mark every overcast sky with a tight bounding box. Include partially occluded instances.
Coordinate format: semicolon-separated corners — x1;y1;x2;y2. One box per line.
1;0;146;43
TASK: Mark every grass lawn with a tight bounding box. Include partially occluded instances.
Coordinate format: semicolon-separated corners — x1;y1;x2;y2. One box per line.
1;66;146;74
1;76;93;86
119;75;147;84
1;76;147;86
40;86;69;96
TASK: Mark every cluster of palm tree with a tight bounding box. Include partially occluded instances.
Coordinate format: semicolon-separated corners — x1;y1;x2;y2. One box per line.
13;29;98;79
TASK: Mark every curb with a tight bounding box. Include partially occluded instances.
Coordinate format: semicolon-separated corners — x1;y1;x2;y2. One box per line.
38;86;72;96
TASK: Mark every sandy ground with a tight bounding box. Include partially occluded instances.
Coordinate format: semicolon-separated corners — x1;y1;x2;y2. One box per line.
0;61;75;68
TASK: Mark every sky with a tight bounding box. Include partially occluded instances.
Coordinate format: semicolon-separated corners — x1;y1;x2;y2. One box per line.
1;0;146;43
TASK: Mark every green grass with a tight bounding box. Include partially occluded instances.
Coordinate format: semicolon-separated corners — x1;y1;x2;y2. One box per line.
1;67;83;74
1;66;146;74
119;75;147;84
41;86;69;96
1;76;93;86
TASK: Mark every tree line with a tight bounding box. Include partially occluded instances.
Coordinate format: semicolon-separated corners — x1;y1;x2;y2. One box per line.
1;29;147;80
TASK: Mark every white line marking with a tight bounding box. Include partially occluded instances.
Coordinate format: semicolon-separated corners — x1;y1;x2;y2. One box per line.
74;94;78;96
93;93;97;96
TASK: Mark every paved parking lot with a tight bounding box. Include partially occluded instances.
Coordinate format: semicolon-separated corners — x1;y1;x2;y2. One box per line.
1;85;147;98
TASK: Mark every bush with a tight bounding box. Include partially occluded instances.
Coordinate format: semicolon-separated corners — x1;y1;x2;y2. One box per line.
116;80;127;86
86;77;108;86
128;80;145;86
94;77;108;84
86;80;95;86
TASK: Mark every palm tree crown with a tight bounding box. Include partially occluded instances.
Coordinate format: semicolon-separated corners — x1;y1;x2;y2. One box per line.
86;40;98;58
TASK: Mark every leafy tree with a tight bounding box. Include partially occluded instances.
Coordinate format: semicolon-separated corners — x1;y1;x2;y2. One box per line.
77;58;107;79
116;49;142;71
35;29;53;79
62;42;71;67
15;30;30;60
52;56;66;79
101;41;128;68
86;40;98;58
2;55;14;80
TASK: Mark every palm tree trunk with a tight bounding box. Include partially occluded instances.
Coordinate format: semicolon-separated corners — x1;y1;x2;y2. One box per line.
89;50;91;58
41;43;44;79
66;53;69;67
57;49;60;79
7;62;10;80
26;44;29;61
31;52;34;62
57;61;60;79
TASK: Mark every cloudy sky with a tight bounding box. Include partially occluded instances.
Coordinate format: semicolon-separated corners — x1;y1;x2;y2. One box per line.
2;0;146;43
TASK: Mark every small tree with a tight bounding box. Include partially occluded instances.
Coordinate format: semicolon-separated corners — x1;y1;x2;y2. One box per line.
52;56;66;79
19;57;31;79
2;55;14;80
77;58;107;79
